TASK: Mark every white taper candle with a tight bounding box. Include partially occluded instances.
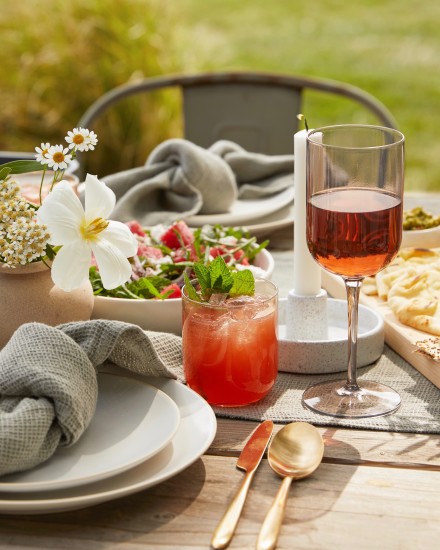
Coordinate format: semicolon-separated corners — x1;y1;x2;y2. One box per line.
293;129;322;296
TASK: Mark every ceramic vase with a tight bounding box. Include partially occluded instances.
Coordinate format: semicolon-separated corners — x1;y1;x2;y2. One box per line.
0;261;94;349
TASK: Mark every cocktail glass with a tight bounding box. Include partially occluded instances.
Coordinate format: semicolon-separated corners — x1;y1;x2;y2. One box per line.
182;278;278;407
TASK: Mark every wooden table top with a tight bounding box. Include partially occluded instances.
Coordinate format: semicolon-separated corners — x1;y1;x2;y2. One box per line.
1;200;440;549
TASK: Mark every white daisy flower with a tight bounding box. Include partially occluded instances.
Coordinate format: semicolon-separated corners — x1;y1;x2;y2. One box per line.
65;127;98;152
84;129;98;151
35;143;51;165
37;174;138;291
45;145;72;171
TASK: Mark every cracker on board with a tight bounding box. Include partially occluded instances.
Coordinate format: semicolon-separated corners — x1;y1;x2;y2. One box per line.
414;337;440;362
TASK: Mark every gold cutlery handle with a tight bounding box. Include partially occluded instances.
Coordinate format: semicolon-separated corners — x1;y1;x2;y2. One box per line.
256;476;293;550
211;470;255;549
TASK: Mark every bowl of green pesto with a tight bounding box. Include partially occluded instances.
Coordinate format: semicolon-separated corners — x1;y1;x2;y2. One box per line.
401;206;440;249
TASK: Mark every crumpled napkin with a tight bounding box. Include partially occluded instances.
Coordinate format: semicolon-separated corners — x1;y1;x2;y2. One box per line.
0;320;183;477
101;138;294;226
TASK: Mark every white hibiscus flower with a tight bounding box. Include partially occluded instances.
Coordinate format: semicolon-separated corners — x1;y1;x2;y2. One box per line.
37;174;137;291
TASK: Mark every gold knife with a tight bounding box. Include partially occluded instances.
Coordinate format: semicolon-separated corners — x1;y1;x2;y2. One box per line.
211;420;274;550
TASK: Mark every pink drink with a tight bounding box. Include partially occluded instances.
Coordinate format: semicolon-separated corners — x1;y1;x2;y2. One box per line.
182;279;278;407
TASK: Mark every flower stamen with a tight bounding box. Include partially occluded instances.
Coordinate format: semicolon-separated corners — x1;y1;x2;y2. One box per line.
81;217;109;241
53;152;65;163
73;135;85;145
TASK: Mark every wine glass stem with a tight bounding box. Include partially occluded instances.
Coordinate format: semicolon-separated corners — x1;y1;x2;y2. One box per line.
344;278;363;392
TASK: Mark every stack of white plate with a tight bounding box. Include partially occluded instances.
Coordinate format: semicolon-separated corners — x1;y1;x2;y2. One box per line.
0;371;217;515
185;186;294;237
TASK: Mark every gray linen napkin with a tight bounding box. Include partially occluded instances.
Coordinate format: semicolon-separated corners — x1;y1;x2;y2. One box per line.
0;319;182;477
100;138;294;226
209;140;294;199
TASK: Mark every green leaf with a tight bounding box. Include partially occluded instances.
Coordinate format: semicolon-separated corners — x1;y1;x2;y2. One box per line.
190;256;254;301
229;269;255;297
0;160;44;174
0;166;12;180
183;271;201;301
210;255;233;293
194;262;211;295
246;239;269;261
89;266;174;299
139;278;163;298
45;244;56;260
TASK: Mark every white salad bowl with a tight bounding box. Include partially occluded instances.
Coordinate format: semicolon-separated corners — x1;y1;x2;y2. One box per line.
91;249;274;335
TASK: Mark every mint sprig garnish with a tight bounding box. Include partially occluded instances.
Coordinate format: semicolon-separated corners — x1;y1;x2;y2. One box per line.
184;256;255;302
229;269;255;297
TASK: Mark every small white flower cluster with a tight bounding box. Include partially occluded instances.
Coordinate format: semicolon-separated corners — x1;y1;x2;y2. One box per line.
0;179;50;266
35;127;98;172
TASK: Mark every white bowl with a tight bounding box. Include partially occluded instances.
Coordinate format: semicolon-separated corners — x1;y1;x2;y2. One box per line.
91;249;274;335
401;225;440;249
401;195;440;250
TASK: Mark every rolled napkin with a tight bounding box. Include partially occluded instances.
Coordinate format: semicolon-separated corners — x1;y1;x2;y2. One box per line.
99;138;294;226
0;319;183;477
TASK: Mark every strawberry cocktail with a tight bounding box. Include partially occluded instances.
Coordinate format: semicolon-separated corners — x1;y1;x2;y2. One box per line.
182;258;278;407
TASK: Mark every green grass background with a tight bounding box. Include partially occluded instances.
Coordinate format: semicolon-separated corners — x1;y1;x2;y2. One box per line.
1;0;438;190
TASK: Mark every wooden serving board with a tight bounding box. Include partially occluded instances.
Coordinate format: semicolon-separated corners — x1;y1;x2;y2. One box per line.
321;269;440;390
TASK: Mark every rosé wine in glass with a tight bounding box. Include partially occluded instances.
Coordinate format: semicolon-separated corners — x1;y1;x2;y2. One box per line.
307;187;402;278
303;124;405;419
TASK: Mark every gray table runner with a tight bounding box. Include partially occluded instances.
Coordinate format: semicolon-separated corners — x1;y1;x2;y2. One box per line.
214;345;440;434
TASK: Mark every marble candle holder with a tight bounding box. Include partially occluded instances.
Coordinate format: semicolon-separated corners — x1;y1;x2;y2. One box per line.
278;295;384;374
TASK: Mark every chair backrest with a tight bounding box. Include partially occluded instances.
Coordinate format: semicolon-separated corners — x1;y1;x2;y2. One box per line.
77;71;398;174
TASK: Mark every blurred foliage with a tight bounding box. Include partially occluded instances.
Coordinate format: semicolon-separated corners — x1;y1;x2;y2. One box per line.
0;0;185;176
2;0;440;190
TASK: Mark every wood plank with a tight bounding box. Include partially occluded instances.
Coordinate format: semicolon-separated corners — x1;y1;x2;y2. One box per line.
0;456;438;549
210;419;440;469
321;269;440;390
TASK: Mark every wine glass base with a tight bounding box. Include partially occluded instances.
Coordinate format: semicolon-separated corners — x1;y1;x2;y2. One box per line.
302;379;401;419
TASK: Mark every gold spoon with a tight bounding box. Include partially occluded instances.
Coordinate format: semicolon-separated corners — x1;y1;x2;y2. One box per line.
256;422;324;550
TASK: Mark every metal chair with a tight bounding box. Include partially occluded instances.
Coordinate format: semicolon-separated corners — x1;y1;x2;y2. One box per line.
2;72;398;178
77;71;398;170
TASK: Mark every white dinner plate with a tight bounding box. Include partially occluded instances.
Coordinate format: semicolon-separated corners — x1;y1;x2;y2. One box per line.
245;200;294;236
185;185;294;226
0;374;217;514
0;373;180;493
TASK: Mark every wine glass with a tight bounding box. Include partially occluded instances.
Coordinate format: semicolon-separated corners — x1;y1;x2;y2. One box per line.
302;124;405;418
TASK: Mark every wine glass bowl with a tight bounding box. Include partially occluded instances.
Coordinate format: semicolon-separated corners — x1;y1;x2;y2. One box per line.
302;124;405;418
